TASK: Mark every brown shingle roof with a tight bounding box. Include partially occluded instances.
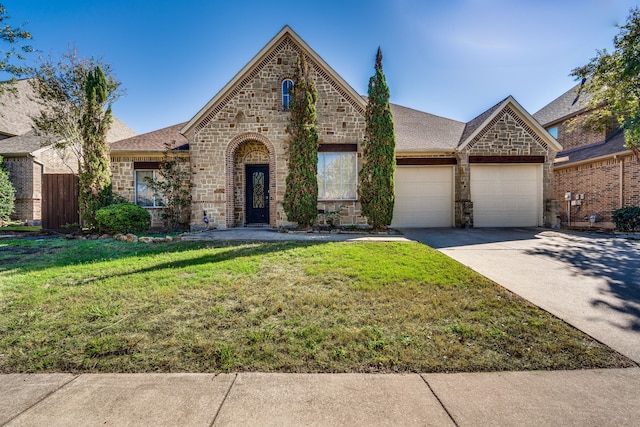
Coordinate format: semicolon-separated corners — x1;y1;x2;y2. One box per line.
0;78;136;155
0;79;42;137
533;82;590;126
555;129;631;166
110;122;188;153
390;103;465;152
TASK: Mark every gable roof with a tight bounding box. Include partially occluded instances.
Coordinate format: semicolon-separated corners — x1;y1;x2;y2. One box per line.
390;103;465;152
181;25;367;136
458;96;562;152
555;129;632;167
110;122;188;153
0;79;43;137
533;81;591;127
0;117;136;156
0;78;136;156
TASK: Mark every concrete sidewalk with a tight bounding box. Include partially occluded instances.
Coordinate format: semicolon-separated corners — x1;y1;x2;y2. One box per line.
2;369;640;426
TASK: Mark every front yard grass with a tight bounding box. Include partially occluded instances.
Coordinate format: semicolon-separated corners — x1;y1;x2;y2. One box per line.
0;238;633;373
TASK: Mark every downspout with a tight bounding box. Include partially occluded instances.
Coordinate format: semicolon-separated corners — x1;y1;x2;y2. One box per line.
618;155;624;208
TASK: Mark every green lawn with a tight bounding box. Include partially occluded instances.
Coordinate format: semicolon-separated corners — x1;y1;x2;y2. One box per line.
0;238;633;373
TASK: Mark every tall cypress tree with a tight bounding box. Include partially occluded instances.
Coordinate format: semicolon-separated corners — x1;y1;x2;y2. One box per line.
284;55;319;228
78;65;113;228
359;47;396;230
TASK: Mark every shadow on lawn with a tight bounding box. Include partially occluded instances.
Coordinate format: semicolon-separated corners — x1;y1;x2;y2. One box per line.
525;233;640;332
0;238;325;279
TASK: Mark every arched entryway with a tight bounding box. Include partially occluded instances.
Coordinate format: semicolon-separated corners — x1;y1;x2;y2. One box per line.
225;133;276;227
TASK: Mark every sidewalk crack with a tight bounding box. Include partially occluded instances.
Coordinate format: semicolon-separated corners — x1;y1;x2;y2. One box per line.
2;374;80;426
209;373;237;427
420;375;459;427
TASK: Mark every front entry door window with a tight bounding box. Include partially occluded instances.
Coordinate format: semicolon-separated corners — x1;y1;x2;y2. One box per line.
246;165;269;224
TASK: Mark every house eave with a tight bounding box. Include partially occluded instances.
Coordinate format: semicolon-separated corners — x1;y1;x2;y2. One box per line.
553;149;633;169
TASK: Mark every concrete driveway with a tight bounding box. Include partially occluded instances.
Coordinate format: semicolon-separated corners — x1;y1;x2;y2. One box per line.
401;228;640;364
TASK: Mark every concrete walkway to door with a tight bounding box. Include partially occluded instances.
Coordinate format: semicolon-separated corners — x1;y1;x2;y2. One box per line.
401;228;640;364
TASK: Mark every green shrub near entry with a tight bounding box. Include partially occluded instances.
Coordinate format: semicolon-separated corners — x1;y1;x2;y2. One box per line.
612;206;640;232
95;203;151;234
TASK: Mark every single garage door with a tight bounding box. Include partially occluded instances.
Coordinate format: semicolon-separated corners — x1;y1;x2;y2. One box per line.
392;166;454;228
471;164;542;227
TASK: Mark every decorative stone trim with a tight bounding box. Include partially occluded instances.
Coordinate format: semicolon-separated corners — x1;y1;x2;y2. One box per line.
225;132;277;228
467;106;550;151
194;36;365;134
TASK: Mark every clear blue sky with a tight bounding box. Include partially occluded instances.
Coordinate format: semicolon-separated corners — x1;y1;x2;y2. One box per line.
4;0;635;134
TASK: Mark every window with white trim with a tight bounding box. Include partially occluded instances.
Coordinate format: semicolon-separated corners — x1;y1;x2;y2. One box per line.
318;152;357;200
135;170;162;207
548;126;558;138
282;79;293;110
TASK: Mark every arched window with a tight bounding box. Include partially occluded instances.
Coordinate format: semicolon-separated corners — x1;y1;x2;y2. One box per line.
282;79;293;110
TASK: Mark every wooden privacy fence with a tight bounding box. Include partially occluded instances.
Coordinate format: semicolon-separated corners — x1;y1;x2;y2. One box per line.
42;174;79;230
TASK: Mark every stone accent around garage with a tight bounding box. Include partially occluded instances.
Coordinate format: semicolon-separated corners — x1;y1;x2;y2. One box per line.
456;107;559;228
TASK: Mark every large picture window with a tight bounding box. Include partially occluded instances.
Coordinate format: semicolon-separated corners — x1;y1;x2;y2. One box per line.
135;170;161;207
318;152;357;200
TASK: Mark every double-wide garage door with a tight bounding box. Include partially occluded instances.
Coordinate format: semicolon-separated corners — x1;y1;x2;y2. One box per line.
470;164;542;227
392;166;454;228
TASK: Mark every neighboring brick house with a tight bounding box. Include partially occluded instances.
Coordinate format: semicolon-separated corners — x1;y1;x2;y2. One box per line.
113;26;561;230
534;83;639;228
0;79;136;225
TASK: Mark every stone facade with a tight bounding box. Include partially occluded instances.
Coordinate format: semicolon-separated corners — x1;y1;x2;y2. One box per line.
184;35;366;229
111;153;191;229
455;107;559;227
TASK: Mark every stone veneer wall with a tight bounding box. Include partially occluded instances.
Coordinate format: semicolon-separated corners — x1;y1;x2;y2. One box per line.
186;36;366;229
456;107;558;227
111;154;191;229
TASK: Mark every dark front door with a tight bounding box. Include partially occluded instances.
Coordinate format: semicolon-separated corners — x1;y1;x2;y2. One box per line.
246;165;269;224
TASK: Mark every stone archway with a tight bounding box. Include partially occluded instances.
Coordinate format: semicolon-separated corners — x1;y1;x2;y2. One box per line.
225;133;277;227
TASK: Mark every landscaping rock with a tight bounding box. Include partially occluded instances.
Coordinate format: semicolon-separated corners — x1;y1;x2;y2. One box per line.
139;237;154;244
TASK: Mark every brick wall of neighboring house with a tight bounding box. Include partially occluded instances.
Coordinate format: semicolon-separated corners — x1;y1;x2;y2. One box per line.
555;113;607;151
456;106;558;227
186;37;366;229
554;153;640;227
3;156;42;222
111;154;193;229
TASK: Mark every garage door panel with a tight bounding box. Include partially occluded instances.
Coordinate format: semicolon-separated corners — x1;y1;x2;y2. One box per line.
392;166;453;228
471;165;541;227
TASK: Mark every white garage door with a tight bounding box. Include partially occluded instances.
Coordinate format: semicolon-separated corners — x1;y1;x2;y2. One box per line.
392;166;454;228
471;164;542;227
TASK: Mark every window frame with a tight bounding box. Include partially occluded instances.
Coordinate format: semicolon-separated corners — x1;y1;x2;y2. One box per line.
547;126;559;139
317;151;358;201
282;79;294;111
134;169;162;208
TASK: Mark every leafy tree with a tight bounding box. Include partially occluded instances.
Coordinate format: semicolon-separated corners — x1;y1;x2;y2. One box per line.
359;47;396;230
571;7;640;154
284;55;319;228
145;143;192;230
0;3;33;88
31;50;121;228
0;155;15;224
